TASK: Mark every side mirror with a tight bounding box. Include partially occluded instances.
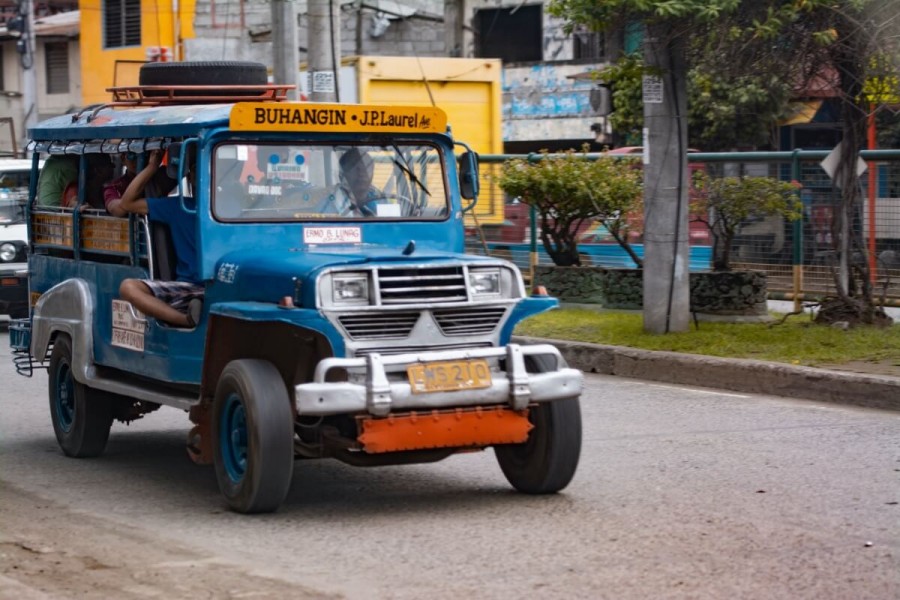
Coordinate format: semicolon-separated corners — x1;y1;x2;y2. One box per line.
458;150;480;201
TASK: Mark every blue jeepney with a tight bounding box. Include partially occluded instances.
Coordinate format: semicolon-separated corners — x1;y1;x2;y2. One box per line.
11;68;582;513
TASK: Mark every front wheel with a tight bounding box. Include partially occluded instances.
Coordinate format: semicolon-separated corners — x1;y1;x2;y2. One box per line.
494;397;582;494
212;359;294;514
48;334;113;457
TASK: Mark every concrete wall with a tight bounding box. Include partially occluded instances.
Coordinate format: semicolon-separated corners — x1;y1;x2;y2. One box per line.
503;62;606;143
186;0;447;63
0;36;81;150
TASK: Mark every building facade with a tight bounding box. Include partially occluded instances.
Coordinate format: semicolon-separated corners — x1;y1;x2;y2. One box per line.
0;3;81;154
2;0;615;154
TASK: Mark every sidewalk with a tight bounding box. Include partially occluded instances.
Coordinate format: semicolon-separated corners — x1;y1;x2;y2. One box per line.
515;301;900;412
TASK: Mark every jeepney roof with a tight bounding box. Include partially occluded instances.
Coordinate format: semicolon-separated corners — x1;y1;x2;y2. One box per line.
29;104;234;142
29;102;451;145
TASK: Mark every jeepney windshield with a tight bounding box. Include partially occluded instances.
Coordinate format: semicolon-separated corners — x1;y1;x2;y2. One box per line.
212;142;449;221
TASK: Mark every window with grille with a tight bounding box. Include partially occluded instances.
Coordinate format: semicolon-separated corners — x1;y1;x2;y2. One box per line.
474;5;542;64
103;0;141;48
45;42;69;94
573;28;605;61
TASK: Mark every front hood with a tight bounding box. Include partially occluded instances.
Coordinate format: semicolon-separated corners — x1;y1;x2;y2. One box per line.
212;244;505;304
0;222;27;241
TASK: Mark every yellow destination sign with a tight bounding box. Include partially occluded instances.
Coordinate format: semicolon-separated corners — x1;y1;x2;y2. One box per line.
230;103;448;134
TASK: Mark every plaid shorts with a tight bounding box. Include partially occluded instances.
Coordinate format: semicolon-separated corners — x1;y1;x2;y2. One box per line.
141;280;204;312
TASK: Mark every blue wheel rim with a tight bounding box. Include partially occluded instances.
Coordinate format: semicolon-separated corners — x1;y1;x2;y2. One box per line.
220;392;248;483
54;361;75;433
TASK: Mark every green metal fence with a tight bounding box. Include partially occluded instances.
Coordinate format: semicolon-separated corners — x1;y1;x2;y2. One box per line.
466;150;900;306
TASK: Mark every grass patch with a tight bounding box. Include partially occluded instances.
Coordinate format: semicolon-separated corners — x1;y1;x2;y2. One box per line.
514;308;900;367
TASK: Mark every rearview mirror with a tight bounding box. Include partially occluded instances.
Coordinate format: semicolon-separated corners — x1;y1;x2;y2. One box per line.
458;150;480;201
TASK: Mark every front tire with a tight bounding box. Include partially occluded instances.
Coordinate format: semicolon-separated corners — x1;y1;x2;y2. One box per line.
212;359;294;514
495;398;582;494
494;355;582;493
48;335;113;457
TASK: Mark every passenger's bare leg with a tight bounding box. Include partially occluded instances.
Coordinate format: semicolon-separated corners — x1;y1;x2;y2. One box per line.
119;279;191;327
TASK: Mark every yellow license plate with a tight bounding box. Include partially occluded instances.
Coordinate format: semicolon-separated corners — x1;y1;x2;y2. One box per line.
407;359;492;394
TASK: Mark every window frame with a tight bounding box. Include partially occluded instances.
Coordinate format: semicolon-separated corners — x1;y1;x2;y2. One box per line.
44;41;70;95
102;0;142;49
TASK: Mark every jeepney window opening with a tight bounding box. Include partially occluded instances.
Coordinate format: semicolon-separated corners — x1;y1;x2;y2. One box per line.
27;136;183;265
211;141;449;223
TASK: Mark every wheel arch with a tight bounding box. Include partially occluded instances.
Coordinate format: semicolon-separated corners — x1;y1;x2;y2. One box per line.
32;278;95;384
200;315;335;403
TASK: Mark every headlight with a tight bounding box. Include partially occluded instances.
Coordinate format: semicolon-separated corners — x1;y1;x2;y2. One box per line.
0;242;16;262
469;268;500;297
333;273;369;305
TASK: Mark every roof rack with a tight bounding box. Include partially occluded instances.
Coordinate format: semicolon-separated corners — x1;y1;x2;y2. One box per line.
73;84;295;122
108;84;294;104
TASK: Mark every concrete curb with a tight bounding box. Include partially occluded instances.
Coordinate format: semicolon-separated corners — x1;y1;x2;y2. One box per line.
514;336;900;411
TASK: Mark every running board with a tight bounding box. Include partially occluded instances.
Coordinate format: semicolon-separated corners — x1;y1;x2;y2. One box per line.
82;364;199;411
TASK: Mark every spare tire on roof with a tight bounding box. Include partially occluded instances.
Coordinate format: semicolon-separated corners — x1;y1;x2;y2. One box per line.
139;61;269;97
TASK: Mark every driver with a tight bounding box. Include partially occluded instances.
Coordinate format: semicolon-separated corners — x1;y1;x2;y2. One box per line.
317;148;389;217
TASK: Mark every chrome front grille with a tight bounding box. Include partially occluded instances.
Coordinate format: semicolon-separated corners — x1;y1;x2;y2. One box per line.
354;341;493;357
433;307;506;336
338;312;420;340
377;266;467;304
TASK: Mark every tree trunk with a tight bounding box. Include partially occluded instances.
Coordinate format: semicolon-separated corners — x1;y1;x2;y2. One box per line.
831;19;872;307
642;24;691;333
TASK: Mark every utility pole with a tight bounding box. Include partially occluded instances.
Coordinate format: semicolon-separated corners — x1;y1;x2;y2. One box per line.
307;0;340;102
641;24;690;334
444;0;464;57
271;0;299;100
9;0;38;151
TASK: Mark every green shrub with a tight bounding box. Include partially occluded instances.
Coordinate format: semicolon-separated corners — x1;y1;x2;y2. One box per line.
497;148;643;267
693;174;802;271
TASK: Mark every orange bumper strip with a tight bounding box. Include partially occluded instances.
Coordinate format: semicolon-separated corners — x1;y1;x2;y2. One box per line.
357;407;533;454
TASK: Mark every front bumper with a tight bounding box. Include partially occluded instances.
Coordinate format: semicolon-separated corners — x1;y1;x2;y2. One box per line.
294;343;583;417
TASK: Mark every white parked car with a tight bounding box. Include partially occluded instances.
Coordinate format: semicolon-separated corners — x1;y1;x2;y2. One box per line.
0;159;35;320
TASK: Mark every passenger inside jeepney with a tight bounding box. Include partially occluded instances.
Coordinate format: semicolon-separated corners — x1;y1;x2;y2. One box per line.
118;149;203;328
104;151;177;217
36;154;114;210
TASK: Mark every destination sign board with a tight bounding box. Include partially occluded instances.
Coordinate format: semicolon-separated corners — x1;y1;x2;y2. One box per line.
230;103;448;134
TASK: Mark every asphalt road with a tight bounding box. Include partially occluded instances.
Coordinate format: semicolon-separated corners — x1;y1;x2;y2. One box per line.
1;330;898;599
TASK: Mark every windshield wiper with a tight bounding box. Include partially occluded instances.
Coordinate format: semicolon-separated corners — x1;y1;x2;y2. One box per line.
389;143;430;198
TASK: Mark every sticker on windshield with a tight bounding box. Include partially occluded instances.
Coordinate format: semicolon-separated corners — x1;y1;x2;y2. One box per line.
304;227;362;244
111;299;146;352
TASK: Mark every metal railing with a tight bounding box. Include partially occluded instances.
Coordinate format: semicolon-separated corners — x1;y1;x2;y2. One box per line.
466;150;900;306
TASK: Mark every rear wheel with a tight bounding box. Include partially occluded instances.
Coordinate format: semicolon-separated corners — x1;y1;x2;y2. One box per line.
212;359;294;514
48;335;113;457
495;355;582;493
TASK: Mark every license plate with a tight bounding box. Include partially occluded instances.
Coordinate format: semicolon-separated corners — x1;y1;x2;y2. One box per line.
407;359;492;394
